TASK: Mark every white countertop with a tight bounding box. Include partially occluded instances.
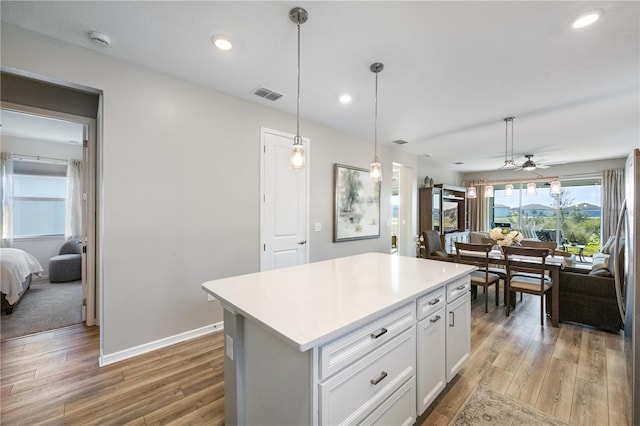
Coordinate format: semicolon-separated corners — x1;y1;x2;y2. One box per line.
202;252;475;352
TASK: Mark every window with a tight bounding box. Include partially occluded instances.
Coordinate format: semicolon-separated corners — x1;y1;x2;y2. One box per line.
13;174;66;237
490;177;602;257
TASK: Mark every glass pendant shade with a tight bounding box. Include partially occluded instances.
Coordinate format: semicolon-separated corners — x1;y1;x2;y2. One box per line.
485;184;494;198
526;181;537;195
467;185;477;199
504;183;515;196
290;142;305;170
550;179;562;195
370;160;382;181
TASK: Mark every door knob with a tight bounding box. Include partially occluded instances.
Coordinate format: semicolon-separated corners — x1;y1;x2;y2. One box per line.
298;240;307;245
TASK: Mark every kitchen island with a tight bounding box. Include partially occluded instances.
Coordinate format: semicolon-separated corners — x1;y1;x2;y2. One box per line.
202;252;475;425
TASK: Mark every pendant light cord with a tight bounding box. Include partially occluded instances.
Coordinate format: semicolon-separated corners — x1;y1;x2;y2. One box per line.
295;22;301;144
374;71;379;160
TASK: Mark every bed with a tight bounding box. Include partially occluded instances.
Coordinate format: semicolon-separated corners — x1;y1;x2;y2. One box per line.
1;248;44;314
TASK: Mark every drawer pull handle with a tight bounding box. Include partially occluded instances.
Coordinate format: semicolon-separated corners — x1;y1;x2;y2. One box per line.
450;312;455;326
370;328;388;339
428;298;440;306
455;285;466;291
370;371;388;385
430;315;441;323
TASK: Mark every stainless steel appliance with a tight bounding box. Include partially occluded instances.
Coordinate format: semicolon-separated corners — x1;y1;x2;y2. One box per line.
614;148;640;423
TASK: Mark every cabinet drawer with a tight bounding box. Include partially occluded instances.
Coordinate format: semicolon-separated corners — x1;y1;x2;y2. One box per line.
359;378;416;426
416;288;445;320
319;303;415;380
446;276;471;303
319;327;416;426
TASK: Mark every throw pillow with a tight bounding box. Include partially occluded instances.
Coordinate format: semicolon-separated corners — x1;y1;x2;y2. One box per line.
590;259;613;277
589;267;613;277
601;236;616;254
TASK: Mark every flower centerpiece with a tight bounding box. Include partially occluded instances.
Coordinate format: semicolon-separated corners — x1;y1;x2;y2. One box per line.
489;227;523;247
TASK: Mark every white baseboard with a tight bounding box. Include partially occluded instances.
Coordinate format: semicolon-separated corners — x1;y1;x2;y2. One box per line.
99;321;223;367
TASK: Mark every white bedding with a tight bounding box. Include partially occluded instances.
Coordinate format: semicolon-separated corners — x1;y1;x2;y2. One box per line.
1;248;43;305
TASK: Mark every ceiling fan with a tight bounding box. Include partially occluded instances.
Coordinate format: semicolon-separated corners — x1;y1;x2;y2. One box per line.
518;154;566;171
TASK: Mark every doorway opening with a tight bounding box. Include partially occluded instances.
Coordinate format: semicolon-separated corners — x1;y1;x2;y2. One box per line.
391;162;416;257
0;106;97;340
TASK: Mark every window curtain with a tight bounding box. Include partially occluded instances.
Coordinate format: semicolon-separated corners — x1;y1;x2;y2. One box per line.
468;185;490;232
1;153;14;247
602;168;624;242
65;159;82;240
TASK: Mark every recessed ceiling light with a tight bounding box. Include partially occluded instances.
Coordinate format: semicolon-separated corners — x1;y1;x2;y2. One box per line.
211;35;233;51
339;94;351;104
572;9;604;29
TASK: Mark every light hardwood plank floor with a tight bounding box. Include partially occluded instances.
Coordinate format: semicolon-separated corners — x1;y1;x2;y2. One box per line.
1;282;631;425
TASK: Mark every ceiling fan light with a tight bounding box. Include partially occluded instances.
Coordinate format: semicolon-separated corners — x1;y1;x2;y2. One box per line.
550;179;562;194
522;160;536;171
526;181;537;195
485;185;494;198
504;183;515;196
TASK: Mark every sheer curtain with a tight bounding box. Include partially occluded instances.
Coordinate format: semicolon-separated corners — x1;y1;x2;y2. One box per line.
65;159;83;240
468;185;490;232
1;153;14;247
602;168;625;242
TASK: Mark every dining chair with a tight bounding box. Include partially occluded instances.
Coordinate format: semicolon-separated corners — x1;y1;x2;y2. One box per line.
454;242;501;313
503;246;552;326
422;231;453;262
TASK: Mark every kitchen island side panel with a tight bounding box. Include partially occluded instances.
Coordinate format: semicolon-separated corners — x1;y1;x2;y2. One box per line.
243;317;313;425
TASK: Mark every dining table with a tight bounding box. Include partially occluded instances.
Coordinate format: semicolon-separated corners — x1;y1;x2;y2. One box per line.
459;248;566;327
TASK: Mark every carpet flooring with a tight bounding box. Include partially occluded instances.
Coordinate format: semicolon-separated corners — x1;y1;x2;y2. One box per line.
450;385;569;425
0;280;82;341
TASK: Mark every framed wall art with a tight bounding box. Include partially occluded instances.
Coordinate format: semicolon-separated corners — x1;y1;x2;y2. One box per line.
334;164;381;242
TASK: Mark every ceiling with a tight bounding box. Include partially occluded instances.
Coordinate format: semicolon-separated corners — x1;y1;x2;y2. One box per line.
1;1;638;173
1;109;84;145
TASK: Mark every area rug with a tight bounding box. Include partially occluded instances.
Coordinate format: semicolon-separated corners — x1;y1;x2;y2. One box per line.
0;280;82;341
450;386;569;426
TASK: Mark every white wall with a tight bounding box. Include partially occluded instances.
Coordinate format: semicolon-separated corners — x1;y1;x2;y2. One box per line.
1;24;422;355
417;156;463;187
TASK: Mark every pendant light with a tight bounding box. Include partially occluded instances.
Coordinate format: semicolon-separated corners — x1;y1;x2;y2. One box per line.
289;7;308;170
485;184;494;198
550;179;562;195
526;181;537;195
504;183;515;196
467;184;477;199
369;62;384;181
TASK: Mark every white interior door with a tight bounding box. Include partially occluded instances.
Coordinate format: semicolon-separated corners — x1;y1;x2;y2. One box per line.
260;127;308;271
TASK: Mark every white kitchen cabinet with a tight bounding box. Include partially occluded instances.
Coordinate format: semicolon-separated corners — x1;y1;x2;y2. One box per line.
319;327;416;425
416;307;446;414
416;288;446;415
446;281;471;383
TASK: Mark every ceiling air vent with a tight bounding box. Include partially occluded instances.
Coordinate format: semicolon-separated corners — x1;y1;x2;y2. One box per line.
393;139;408;145
253;86;283;101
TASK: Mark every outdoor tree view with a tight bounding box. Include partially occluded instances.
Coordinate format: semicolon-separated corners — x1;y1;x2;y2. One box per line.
491;179;602;258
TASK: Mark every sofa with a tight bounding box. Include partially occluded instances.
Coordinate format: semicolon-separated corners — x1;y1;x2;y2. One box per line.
547;236;624;332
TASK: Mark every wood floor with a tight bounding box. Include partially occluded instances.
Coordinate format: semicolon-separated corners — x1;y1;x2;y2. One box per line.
1;284;630;425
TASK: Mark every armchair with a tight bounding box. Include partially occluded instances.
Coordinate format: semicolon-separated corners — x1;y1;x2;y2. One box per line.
49;239;82;283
